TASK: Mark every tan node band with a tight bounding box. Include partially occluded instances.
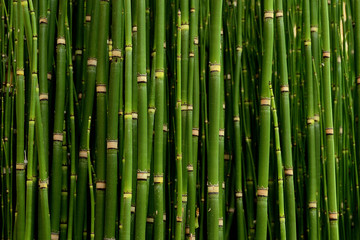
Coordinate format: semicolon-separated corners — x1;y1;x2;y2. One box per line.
357;76;360;84
314;115;320;121
323;51;330;58
309;202;317;208
257;188;268;197
260;98;271;106
181;24;189;30
182;195;187;202
155;70;164;78
39;17;48;24
51;233;59;240
176;216;182;222
233;116;240;121
96;182;106;189
79;150;88;158
123;193;132;198
284;168;293;176
219;129;225;137
137;75;147;83
47;73;52;80
16;163;25;170
57;37;66;45
39;181;48;189
53;133;64;141
275;11;283;17
210;63;221;72
131;206;136;213
194;37;198;45
185;227;190;234
154;176;164;183
75;49;82;55
132;26;137;32
307;118;314;124
112;49;121;57
219;218;224;227
187;165;194;172
163;214;167;221
236;46;243;52
96;85;106;93
192;128;199;136
311;26;318;32
87;58;97;66
132;112;138;119
235;191;243;198
326;128;334;135
16;70;24;76
163;125;168;132
224;154;230;160
181;104;188;111
86;15;91;22
107;140;118;149
146;217;154;223
304;40;311;46
264;11;274;19
137;172;147;180
40;93;48;100
208;185;219;194
329;212;338;220
281;85;289;92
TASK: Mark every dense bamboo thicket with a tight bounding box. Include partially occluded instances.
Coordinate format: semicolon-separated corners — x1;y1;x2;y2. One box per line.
1;0;360;239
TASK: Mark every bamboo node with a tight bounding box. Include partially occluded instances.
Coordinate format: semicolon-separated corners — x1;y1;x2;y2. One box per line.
314;115;320;122
96;181;106;189
233;116;240;122
189;52;195;58
236;46;243;52
148;107;156;114
137;172;147;180
181;104;188;111
146;217;154;223
304;40;311;46
112;49;122;58
322;51;330;58
137;74;147;83
47;73;52;80
75;49;82;55
85;15;91;22
311;26;318;32
208;185;219;194
190;8;195;13
107;140;118;149
357;76;360;84
87;58;97;66
123;192;132;198
219;218;224;227
275;11;283;18
187;165;194;172
329;212;338;220
307;118;314;125
53;133;64;141
257;188;268;197
39;17;48;24
132;26;137;32
155;69;164;78
264;10;274;19
96;84;107;93
309;202;317;209
131;206;136;213
163;214;167;221
284;168;293;176
176;216;182;222
185;227;190;234
176;154;182;160
154;175;164;183
16;163;25;170
163;124;168;132
235;191;243;198
181;24;189;30
57;37;66;45
192;128;199;136
182;195;187;202
209;63;221;72
16;69;24;76
79;150;87;158
39;180;48;189
125;44;132;51
188;105;193;111
78;93;82;100
194;37;199;45
325;128;334;135
228;208;235;213
132;112;138;119
51;233;59;240
224;154;231;160
39;93;48;100
219;129;225;137
280;85;289;92
260;98;271;106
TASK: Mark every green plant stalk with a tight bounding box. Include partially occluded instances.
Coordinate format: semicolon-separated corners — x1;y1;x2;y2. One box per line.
93;0;110;238
255;1;274;239
86;117;95;240
60;123;68;240
207;0;222;239
153;0;165;239
320;0;339;238
74;0;100;237
50;0;67;235
134;0;149;238
15;0;25;237
119;0;132;238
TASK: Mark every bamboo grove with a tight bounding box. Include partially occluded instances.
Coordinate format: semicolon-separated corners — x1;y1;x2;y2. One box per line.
1;0;360;239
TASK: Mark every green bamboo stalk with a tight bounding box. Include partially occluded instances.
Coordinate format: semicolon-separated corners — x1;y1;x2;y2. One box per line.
50;0;67;235
207;0;222;239
119;0;132;238
60;122;68;240
320;0;339;238
255;1;274;239
153;0;165;239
